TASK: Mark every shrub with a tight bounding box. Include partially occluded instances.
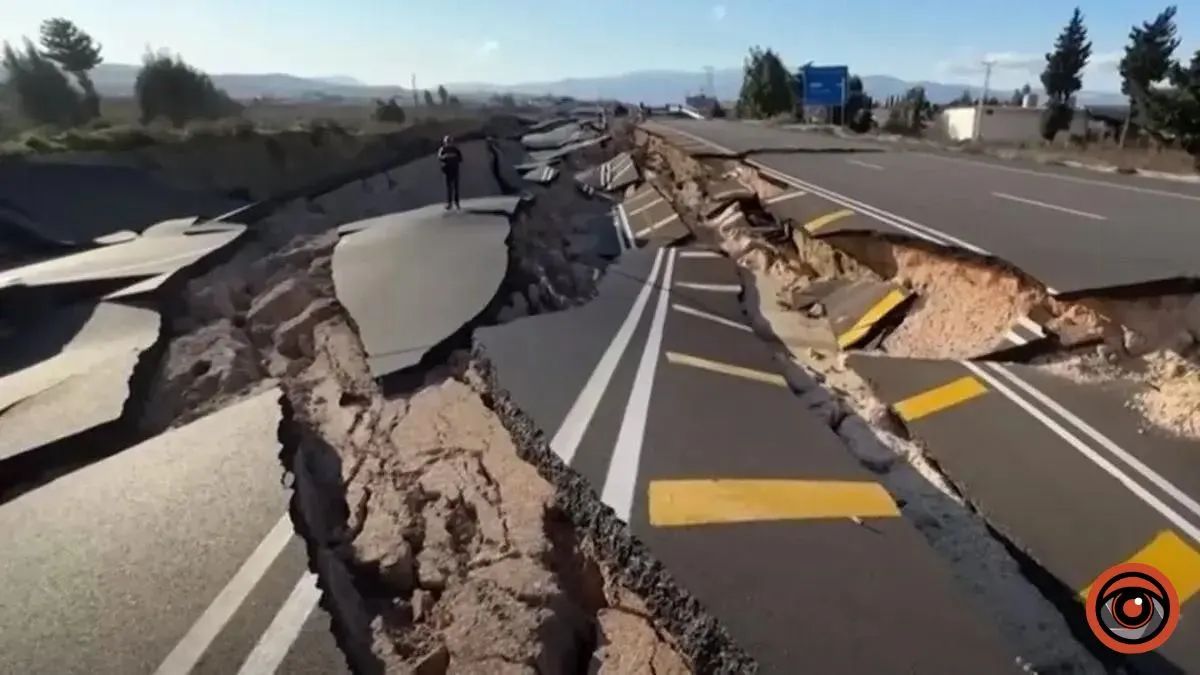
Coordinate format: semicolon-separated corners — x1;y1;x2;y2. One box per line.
1040;103;1074;141
2;40;85;126
135;50;241;127
372;97;407;124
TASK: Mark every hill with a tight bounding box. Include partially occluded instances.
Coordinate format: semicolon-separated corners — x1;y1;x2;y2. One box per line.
79;63;1125;106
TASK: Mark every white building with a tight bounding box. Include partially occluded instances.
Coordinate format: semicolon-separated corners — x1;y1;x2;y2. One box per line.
938;105;1087;143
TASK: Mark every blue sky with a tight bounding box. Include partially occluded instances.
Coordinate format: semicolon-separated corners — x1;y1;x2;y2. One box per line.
2;1;1198;91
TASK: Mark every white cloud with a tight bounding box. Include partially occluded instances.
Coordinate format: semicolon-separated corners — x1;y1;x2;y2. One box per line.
477;40;500;57
711;4;727;21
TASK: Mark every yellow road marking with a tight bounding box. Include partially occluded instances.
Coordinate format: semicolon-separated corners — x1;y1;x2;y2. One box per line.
803;209;855;234
649;479;901;526
893;376;988;422
1079;530;1200;604
664;351;786;387
836;288;910;348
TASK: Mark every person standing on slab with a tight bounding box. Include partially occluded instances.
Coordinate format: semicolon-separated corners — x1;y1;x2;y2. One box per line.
437;135;463;210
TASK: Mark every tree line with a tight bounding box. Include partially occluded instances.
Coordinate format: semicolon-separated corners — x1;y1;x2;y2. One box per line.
2;16;467;132
2;18;241;128
733;5;1200;167
1017;5;1197;158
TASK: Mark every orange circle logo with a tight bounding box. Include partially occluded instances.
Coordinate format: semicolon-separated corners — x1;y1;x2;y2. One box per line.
1085;562;1179;654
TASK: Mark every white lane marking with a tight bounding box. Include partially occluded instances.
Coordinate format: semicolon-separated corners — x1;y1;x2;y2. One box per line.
627;197;666;218
962;362;1200;546
672;303;753;332
679;250;721;259
986;363;1200;521
1002;329;1029;346
751;161;994;253
635;212;680;238
155;514;294;675
602;250;676;520
550;249;665;463
1016;315;1046;338
916;152;1200;203
676;282;740;293
993;192;1108;221
764;190;807;204
847;159;885;171
236;572;321;675
624;188;662;207
644;124;985;257
610;210;628;251
615;205;636;248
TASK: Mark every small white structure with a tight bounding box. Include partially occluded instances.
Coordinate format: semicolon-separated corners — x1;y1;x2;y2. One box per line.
939;105;1087;143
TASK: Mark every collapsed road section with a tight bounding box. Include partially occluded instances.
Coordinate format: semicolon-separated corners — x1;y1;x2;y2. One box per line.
638;115;1200;673
0;111;748;674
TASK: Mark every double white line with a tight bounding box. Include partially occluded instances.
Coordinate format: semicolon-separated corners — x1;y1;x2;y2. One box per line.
657;124;989;256
550;248;677;521
962;361;1200;546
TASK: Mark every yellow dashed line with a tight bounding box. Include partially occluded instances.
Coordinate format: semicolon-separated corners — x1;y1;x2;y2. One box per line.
1079;530;1200;604
649;479;901;526
803;209;856;234
836;288;910;348
893;376;988;422
665;351;786;387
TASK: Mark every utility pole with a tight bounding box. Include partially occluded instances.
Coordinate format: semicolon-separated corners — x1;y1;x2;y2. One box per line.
974;59;995;140
704;66;715;99
411;73;418;107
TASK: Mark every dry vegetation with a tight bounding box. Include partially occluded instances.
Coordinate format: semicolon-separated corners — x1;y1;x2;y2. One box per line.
0;96;490;156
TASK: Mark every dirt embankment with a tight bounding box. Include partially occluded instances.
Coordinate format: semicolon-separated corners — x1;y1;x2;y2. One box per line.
22;116;521;202
130;133;745;673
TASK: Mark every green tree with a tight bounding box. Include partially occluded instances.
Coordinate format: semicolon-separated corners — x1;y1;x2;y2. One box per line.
1162;50;1200;168
1040;7;1092;140
135;50;240;127
38;18;103;120
1118;6;1181;145
736;46;794;119
1;39;85;126
448;94;461;107
423;89;434;106
372;97;406;124
954;89;974;106
844;75;874;132
883;86;929;134
437;84;448;106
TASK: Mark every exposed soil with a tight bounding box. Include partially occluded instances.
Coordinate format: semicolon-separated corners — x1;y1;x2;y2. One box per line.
636;125;1110;673
123;125;724;673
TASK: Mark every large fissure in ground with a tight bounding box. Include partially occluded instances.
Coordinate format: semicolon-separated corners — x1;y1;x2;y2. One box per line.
121;125;749;674
630;125;1200;673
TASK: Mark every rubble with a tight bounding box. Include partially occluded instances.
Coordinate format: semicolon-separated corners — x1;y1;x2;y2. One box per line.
637;126;1107;673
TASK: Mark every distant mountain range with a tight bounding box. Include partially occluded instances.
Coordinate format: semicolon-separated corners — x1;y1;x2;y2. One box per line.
90;64;411;101
86;63;1125;107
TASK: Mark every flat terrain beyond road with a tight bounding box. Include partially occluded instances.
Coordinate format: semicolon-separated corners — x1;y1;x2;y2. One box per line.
647;118;1200;294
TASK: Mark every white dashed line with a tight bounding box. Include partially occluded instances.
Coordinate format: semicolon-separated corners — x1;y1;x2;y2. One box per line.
675;282;740;293
672;303;753;332
764;190;807;204
993;192;1108;220
846;159;885;170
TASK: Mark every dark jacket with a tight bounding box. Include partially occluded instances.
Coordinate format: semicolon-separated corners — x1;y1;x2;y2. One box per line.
438;144;463;173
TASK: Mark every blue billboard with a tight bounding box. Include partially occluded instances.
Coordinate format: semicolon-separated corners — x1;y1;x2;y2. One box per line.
799;65;849;106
